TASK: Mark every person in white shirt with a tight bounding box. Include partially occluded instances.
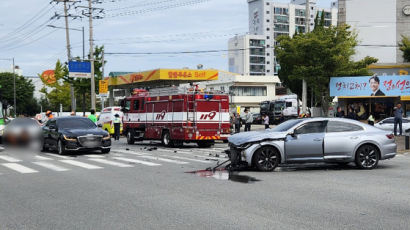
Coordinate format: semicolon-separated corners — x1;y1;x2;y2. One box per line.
263;114;269;129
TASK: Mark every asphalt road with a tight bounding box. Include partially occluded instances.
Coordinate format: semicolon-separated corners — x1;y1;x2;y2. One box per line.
0;139;409;230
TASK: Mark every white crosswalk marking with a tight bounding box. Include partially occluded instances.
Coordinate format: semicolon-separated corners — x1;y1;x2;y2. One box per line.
33;161;69;172
84;155;105;158
44;153;71;159
88;158;133;168
113;150;150;156
35;155;53;161
2;163;38;174
137;155;189;164
176;151;222;160
0;155;21;162
60;160;103;169
113;157;161;166
162;155;212;163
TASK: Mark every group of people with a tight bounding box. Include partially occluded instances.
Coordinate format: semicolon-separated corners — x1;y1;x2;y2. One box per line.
336;102;404;136
231;109;270;134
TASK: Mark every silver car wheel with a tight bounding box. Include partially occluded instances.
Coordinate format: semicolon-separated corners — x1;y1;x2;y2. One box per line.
356;145;379;169
254;146;279;172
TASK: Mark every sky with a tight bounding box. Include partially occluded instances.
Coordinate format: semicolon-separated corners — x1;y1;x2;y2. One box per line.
0;0;334;77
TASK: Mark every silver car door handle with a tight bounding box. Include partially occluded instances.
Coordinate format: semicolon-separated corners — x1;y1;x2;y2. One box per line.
313;138;322;141
350;136;359;139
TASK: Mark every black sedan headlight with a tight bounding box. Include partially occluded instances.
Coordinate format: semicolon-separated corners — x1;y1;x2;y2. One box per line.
63;135;77;141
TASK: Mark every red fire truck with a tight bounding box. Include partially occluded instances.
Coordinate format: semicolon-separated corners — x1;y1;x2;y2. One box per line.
120;87;231;147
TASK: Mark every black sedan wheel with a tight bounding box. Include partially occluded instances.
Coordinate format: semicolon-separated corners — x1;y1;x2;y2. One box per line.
253;146;280;172
57;139;66;155
355;144;379;169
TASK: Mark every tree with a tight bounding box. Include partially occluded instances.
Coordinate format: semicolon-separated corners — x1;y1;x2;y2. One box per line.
0;72;40;116
39;60;71;112
275;24;378;114
398;35;410;62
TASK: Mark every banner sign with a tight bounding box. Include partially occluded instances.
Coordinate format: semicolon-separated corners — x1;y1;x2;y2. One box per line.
68;61;91;78
329;75;410;97
99;80;108;95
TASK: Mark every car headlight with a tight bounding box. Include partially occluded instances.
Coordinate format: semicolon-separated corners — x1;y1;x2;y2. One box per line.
238;142;254;150
103;135;110;140
63;135;77;141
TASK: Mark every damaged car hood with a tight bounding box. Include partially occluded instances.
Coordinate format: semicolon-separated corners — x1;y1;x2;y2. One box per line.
228;130;288;146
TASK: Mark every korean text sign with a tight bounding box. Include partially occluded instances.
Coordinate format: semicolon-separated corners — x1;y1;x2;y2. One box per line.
329;75;410;96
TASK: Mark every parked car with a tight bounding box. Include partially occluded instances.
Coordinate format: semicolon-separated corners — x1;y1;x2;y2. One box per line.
41;117;111;154
374;117;410;132
227;118;396;171
97;107;124;135
252;113;262;124
3;118;42;146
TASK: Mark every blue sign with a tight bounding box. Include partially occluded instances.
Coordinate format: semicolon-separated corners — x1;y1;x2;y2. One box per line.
329;75;410;97
68;61;91;78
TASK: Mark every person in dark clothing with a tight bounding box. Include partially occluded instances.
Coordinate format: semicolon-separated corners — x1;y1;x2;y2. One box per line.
113;114;121;141
234;113;241;133
394;103;403;136
347;108;358;120
335;106;345;118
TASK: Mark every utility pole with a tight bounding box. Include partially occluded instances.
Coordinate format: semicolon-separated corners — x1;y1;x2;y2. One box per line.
101;49;105;110
63;0;77;112
82;26;85;60
89;0;96;110
302;0;311;114
12;58;16;117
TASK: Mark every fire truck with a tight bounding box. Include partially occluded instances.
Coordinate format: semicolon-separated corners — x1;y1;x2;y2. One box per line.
120;87;231;147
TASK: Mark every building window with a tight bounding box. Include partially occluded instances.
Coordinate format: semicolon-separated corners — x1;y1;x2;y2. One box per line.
230;86;267;96
274;24;289;32
267;36;270;39
267;70;270;73
267;61;270;64
267;19;270;22
267;53;270;56
220;86;225;92
266;44;270;48
266;11;270;14
266;28;270;31
266;2;269;5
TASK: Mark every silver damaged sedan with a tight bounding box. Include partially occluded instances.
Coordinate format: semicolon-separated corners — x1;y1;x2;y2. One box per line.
227;118;397;171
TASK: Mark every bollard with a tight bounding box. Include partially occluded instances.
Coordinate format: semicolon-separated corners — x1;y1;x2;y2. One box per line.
406;135;409;150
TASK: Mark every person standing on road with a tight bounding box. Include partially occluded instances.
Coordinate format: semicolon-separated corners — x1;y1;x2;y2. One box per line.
243;109;253;132
394;103;403;136
88;109;97;124
263;114;269;129
113;113;121;141
234;113;241;133
335;106;345;118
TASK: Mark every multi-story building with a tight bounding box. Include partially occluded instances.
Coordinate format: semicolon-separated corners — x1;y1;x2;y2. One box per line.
338;0;410;63
228;0;337;76
228;34;267;76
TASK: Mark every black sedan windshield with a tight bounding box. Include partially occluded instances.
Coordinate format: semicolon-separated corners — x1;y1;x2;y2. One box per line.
57;119;96;129
270;119;304;132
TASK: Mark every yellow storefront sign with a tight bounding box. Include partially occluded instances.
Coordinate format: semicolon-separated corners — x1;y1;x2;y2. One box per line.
99;80;108;94
108;69;218;86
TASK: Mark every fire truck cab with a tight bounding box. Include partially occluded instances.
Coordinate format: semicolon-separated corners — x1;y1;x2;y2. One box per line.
121;87;231;147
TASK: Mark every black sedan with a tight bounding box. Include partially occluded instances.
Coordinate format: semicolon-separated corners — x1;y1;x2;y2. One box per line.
41;117;111;154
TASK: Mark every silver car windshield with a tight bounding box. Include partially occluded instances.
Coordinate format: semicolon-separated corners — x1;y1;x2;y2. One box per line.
270;119;304;132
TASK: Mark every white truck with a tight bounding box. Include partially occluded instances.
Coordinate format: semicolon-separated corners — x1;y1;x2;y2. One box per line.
272;95;299;124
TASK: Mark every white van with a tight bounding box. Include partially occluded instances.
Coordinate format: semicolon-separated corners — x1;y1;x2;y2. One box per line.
98;107;123;134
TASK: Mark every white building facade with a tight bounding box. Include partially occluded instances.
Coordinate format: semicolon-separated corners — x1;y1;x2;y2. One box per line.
228;0;337;76
338;0;410;63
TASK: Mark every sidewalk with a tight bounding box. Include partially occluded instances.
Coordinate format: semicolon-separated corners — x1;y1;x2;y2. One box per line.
395;136;409;154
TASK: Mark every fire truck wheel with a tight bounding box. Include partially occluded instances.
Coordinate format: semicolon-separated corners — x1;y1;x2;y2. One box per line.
161;131;174;147
197;141;214;148
127;130;135;145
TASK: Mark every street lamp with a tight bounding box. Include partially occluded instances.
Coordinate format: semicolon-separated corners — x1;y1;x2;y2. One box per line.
47;25;85;60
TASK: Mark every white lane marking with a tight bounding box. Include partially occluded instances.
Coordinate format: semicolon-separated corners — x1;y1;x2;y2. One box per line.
176;151;222;160
0;155;21;163
33;161;69;172
60;160;103;169
84;155;105;158
44;153;71;159
113;157;161;166
35;155;53;161
112;150;150;156
2;163;38;174
88;158;133;168
162;155;212;163
137;155;189;164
